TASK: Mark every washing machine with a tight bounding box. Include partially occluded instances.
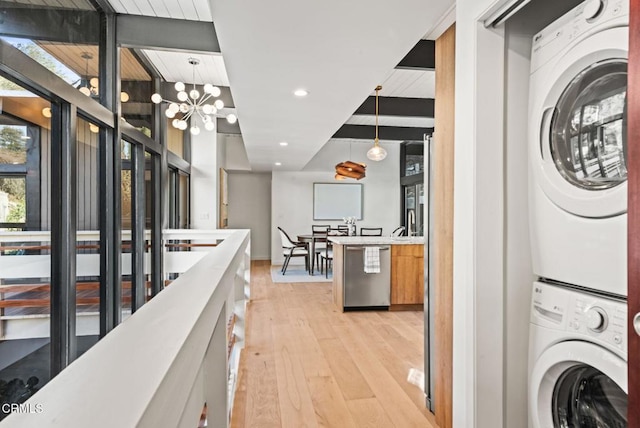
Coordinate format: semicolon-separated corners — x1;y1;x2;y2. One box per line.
529;281;627;427
529;0;629;297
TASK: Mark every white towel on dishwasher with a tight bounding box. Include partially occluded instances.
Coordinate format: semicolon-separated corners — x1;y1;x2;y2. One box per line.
364;246;380;273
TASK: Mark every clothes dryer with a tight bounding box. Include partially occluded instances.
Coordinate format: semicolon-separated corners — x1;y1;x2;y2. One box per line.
529;281;627;427
529;0;628;297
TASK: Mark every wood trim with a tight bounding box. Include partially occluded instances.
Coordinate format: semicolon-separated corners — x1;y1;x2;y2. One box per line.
433;23;456;428
628;0;640;425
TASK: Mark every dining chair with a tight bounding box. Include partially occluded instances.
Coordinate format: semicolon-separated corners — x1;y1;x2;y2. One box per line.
319;239;334;278
312;229;328;269
277;227;309;275
391;226;406;237
360;227;383;236
312;225;330;233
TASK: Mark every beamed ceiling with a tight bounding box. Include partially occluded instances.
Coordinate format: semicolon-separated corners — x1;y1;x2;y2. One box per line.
0;0;456;171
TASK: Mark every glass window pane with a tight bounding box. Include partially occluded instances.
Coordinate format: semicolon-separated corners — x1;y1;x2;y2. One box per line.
0;84;51;420
121;141;133;320
120;48;152;136
179;174;189;229
0;125;28;164
75;117;100;354
144;151;154;302
0;178;25;225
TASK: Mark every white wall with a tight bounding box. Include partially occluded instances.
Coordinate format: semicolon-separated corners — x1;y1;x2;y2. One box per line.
224;134;251;171
454;3;506;426
227;172;272;260
271;142;401;266
503;24;534;428
191;132;219;229
454;1;578;427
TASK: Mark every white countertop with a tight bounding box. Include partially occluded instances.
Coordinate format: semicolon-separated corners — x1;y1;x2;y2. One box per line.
328;236;425;245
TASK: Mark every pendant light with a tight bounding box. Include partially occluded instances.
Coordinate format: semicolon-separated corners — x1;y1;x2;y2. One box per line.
366;85;387;161
335;141;366;180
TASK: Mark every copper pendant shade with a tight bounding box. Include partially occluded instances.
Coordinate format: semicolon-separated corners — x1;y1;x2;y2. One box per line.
335;160;367;180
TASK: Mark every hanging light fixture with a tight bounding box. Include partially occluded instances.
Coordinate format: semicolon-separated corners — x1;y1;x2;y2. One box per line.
150;58;237;135
335;141;366;180
366;85;387;161
77;52;129;103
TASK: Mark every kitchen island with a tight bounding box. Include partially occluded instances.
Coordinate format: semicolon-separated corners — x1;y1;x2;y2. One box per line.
329;236;425;311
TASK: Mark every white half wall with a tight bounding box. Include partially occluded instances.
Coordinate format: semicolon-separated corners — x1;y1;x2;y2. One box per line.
272;142;401;266
227;172;272;260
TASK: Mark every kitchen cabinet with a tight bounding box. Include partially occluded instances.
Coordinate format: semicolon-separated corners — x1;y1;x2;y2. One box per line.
391;244;424;308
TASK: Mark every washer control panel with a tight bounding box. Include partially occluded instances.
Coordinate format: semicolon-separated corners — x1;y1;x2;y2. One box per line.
531;281;627;353
531;0;628;73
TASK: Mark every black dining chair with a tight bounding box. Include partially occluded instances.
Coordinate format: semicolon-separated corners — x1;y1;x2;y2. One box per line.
277;227;309;275
391;226;406;237
360;227;383;236
319;239;334;278
312;225;330;233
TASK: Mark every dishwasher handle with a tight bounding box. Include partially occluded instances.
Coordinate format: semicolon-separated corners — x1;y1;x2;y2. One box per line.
346;246;390;251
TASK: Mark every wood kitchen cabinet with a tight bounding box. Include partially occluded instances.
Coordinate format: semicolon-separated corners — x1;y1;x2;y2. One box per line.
391;244;424;308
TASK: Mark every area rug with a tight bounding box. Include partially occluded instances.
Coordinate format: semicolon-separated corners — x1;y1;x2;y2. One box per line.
271;266;332;283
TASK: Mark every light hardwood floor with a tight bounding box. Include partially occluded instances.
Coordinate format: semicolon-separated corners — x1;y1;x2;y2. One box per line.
231;260;437;428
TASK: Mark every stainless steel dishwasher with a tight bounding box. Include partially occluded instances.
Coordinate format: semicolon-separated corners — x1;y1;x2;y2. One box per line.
343;245;391;309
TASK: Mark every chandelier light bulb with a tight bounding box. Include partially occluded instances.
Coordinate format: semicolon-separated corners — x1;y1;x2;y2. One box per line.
205;121;215;131
226;113;237;124
190;125;201;135
175;82;185;92
79;86;91;96
202;104;213;115
179;120;188;131
165;109;176;118
214;99;224;110
42;107;52;118
151;93;163;104
120;91;130;103
172;119;180;128
203;84;214;94
90;77;99;88
177;91;188;102
210;86;221;97
179;103;189;113
169;103;180;113
189;89;200;100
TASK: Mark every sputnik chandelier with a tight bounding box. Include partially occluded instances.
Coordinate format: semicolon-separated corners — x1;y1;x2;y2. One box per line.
151;58;237;135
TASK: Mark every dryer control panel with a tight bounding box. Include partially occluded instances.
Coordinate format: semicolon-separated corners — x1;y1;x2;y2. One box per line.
531;0;628;73
531;281;627;354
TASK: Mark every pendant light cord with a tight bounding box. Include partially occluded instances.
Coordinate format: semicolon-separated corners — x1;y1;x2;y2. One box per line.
375;85;382;144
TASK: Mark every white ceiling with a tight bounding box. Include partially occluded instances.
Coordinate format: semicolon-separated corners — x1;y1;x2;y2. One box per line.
109;0;212;21
110;0;454;171
142;50;229;86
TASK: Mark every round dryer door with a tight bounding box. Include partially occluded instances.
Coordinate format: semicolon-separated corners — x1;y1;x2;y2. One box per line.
550;59;627;192
534;26;628;218
530;341;627;428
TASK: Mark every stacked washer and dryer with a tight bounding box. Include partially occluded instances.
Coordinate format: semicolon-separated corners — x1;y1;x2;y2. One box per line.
527;0;629;426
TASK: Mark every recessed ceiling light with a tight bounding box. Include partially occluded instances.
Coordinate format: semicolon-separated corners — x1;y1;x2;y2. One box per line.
279;141;288;146
294;89;308;97
275;162;282;166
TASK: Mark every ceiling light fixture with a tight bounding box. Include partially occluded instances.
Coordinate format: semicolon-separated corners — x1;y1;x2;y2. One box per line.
279;141;288;146
366;85;387;161
294;89;308;97
77;52;129;103
151;58;236;135
335;142;366;180
275;162;282;166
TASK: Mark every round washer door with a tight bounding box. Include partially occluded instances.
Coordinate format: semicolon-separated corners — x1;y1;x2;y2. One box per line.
530;341;627;428
533;26;628;218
